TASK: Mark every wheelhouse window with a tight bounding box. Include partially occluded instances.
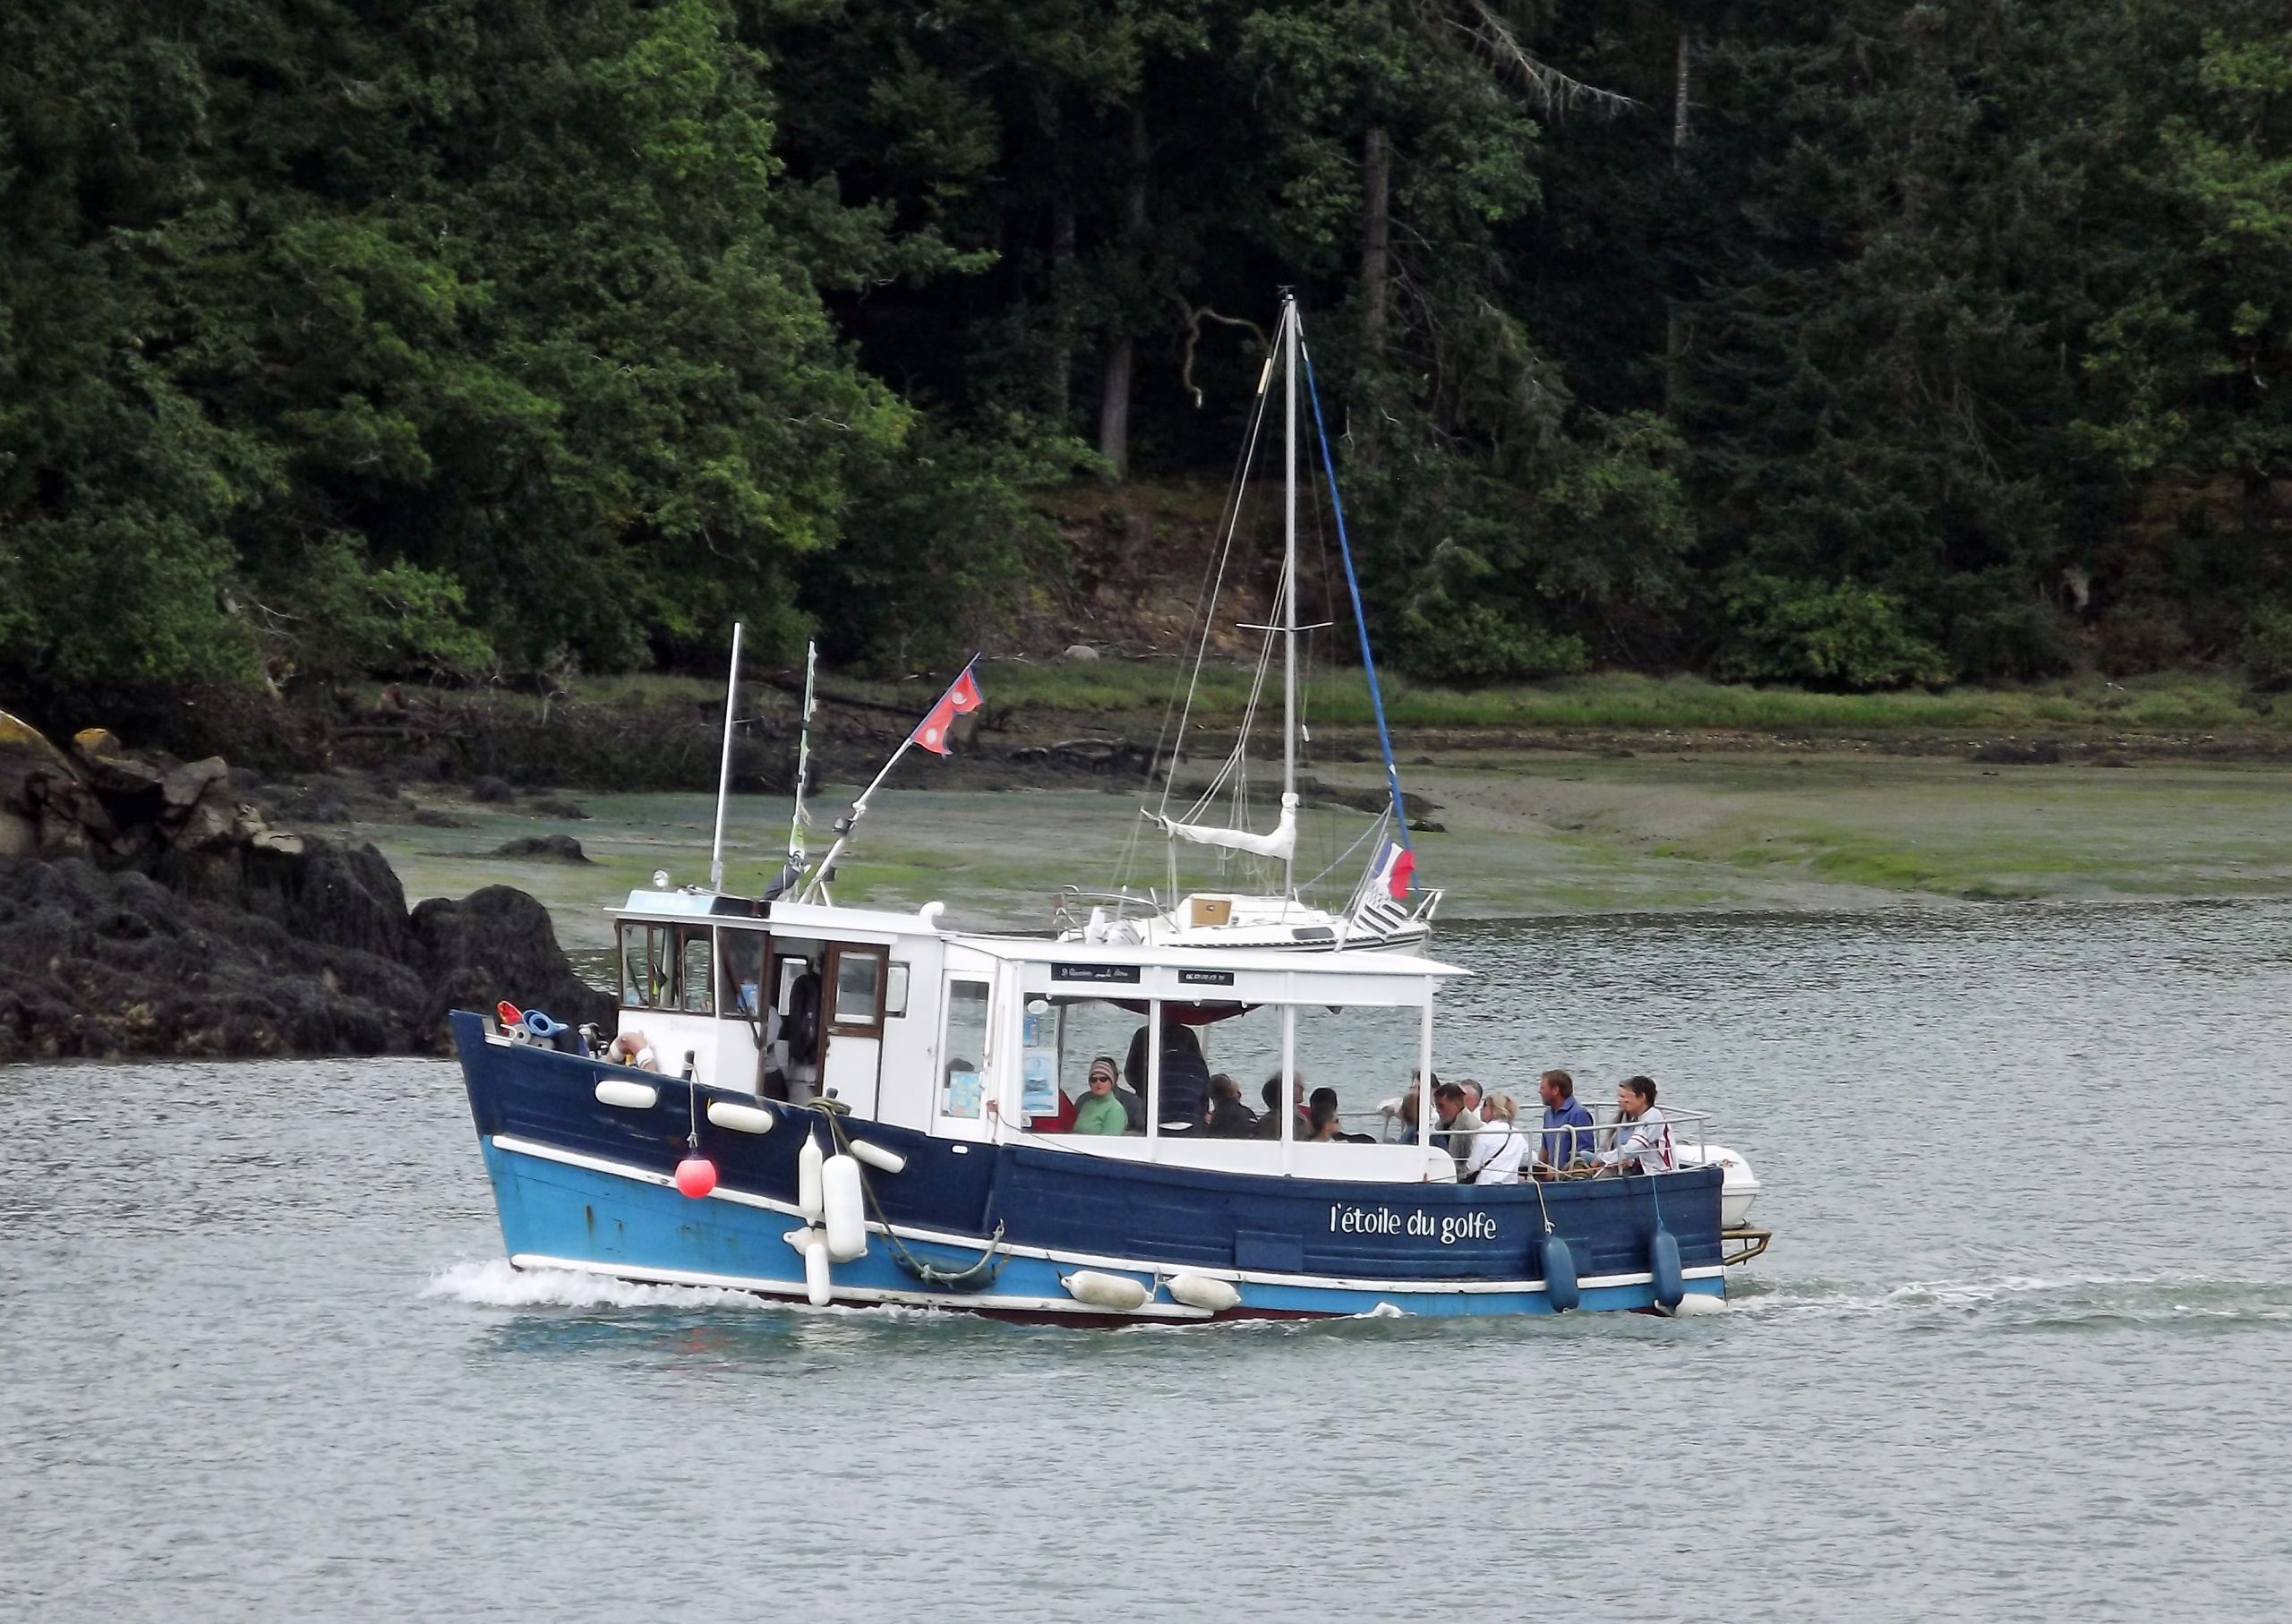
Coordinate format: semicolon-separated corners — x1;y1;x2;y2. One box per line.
619;923;674;1008
940;979;990;1118
679;928;714;1014
616;921;714;1012
720;929;766;1017
826;944;887;1033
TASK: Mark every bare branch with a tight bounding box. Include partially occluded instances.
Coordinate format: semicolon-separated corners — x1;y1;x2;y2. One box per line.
1168;294;1271;408
1443;1;1638;119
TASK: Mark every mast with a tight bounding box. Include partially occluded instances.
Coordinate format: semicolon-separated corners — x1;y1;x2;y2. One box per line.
708;620;744;893
1280;294;1298;901
786;638;817;865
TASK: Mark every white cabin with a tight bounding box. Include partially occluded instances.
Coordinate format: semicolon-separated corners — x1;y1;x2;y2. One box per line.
604;887;1470;1186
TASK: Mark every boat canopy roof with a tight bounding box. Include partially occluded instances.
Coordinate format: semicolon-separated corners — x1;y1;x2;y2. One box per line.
612;888;1466;985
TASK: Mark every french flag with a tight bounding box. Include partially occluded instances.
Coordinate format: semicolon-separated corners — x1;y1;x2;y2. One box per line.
911;660;983;756
1371;836;1415;902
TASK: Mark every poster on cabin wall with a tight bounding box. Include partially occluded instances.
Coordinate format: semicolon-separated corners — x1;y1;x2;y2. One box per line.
1021;1011;1059;1116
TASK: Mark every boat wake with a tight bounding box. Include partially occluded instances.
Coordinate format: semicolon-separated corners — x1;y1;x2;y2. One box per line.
422;1258;986;1322
423;1258;778;1312
1728;1271;2292;1330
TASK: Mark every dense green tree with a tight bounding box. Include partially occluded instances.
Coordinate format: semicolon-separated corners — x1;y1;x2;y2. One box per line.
4;0;2288;702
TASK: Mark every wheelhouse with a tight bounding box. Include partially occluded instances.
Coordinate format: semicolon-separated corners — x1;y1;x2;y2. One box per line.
603;889;1464;1185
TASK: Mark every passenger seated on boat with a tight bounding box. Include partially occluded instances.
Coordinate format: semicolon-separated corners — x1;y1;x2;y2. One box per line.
1073;1056;1130;1136
1124;1021;1210;1131
1255;1074;1306;1138
1305;1087;1376;1144
1589;1076;1674;1176
1534;1069;1597;1178
1464;1092;1528;1184
1432;1081;1484;1178
1378;1073;1436;1143
1205;1073;1258;1137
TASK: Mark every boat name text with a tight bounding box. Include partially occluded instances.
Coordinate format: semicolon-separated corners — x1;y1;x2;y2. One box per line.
1329;1204;1498;1244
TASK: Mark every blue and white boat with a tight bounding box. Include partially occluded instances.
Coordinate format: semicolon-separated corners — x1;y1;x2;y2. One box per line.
451;295;1758;1321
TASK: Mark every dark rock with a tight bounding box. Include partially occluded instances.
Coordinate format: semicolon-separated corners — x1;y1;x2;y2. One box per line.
527;796;592;820
412;887;614;1033
412;808;471;828
1407;817;1447;833
283;783;353;825
0;856;430;1063
470;776;514;803
491;833;592;864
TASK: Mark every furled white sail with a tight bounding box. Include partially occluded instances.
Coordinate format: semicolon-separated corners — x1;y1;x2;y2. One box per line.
1158;792;1297;861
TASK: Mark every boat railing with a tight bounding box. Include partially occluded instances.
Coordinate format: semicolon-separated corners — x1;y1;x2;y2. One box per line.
1373;1105;1714;1167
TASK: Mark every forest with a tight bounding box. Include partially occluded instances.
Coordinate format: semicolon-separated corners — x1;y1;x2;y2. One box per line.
3;0;2288;709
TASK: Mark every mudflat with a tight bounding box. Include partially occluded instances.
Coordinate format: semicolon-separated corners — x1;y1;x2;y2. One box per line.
354;748;2292;944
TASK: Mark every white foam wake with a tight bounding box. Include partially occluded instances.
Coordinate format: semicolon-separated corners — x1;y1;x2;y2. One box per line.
423;1258;776;1312
1729;1271;2292;1324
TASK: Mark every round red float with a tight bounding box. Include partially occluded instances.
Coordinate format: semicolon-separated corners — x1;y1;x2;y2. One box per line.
674;1156;718;1199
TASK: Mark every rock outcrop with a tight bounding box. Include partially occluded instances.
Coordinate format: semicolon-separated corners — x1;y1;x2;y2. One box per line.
0;710;611;1062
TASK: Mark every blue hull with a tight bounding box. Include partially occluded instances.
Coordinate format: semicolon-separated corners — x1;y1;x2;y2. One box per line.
454;1013;1726;1321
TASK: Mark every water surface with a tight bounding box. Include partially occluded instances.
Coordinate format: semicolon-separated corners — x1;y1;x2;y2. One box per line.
4;902;2288;1620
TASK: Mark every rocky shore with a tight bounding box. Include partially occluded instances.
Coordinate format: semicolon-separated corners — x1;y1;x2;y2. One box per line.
0;712;610;1063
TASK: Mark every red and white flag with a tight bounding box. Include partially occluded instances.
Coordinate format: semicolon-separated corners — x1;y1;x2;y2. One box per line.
911;660;983;756
1371;836;1415;902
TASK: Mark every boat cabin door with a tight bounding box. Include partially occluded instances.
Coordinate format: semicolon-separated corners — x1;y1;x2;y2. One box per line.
817;943;888;1116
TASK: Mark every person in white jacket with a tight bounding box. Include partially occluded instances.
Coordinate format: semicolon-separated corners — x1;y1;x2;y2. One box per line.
1591;1075;1674;1176
1464;1091;1529;1184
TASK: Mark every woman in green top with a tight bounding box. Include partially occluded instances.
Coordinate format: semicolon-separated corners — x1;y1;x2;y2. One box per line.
1073;1056;1130;1135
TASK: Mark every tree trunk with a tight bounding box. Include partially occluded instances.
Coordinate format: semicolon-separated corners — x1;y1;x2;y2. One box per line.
1099;100;1150;481
1663;28;1694;422
1099;335;1133;479
1360;123;1391;359
1039;85;1076;425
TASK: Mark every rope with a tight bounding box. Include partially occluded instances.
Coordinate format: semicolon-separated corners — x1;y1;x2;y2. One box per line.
1299;338;1410;845
815;1104;1010;1292
1530;1168;1558;1237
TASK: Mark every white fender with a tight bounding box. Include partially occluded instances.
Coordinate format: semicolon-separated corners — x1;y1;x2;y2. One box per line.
802;1231;832;1307
798;1133;825;1222
1165;1273;1240;1313
706;1100;775;1134
847;1138;906;1175
594;1079;658;1110
1061;1271;1150;1312
822;1154;867;1262
1672;1293;1730;1316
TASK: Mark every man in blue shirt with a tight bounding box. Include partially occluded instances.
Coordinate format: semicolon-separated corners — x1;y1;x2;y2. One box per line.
1535;1069;1597;1178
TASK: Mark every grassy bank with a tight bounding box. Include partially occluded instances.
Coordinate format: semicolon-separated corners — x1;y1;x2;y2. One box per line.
1014;665;2292;735
694;662;2292;739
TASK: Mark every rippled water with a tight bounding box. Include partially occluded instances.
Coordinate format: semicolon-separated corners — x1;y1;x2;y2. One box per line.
4;902;2290;1620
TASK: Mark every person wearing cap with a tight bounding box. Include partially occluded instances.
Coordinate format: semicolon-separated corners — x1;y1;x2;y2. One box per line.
1073;1056;1130;1135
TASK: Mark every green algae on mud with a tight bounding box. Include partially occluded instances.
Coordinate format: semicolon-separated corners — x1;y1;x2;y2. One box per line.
345;750;2292;944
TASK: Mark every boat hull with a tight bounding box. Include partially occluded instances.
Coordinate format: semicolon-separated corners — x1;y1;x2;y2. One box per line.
455;1013;1727;1321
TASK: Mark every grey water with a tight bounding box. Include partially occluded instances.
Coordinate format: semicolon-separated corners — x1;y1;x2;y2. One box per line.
4;902;2288;1621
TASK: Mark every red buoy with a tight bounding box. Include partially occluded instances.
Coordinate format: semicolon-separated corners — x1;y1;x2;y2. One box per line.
674;1156;718;1199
